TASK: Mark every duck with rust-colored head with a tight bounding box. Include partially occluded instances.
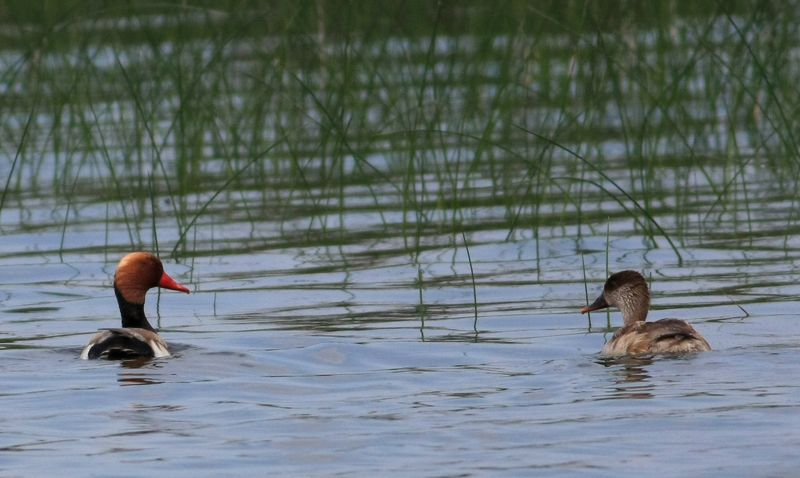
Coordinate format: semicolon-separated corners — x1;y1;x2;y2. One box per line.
80;252;190;360
581;270;711;356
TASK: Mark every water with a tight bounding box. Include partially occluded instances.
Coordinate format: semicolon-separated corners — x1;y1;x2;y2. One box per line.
3;3;800;476
4;315;800;476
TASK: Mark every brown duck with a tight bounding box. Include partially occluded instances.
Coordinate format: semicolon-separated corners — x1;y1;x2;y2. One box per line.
80;252;190;360
581;270;711;355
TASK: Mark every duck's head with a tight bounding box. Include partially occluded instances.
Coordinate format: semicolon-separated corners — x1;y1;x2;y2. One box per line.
114;252;190;304
580;270;650;323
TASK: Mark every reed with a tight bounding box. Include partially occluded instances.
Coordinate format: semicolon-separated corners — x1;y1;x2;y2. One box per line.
460;231;479;335
0;1;796;268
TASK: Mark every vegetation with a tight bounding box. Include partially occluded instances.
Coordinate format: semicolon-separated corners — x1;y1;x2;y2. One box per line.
1;0;797;268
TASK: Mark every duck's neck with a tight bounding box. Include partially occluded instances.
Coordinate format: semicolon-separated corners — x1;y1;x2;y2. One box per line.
617;295;650;326
115;286;155;331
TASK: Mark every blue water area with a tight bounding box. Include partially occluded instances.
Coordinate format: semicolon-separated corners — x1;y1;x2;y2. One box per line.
3;4;800;475
2;251;800;476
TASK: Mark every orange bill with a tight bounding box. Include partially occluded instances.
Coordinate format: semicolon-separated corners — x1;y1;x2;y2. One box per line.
159;272;191;293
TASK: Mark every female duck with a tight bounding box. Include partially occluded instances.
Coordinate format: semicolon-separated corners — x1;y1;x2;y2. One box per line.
580;270;711;355
81;252;190;360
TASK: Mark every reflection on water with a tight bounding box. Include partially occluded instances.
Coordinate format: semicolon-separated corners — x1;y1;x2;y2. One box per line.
117;360;166;385
596;356;655;400
117;375;163;386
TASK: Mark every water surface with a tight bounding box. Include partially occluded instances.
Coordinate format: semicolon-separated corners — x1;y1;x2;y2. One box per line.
2;3;800;476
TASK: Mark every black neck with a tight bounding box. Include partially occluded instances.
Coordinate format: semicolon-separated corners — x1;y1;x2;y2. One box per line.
114;286;155;331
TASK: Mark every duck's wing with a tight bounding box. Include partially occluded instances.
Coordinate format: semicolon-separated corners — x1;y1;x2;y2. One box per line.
603;319;711;355
644;319;712;353
80;328;170;360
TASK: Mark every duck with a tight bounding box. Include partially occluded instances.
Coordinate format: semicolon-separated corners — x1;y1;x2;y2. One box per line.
80;252;190;360
580;270;711;356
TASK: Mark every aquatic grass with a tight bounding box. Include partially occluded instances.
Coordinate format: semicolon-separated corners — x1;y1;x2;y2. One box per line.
724;10;800;164
148;174;160;255
287;69;399;209
416;266;426;340
516;124;684;264
83;101;140;247
3;1;800;268
169;137;288;259
149;172;167;325
114;53;185;242
716;10;800;248
580;253;591;330
693;39;774;229
57;151;89;262
460;230;479;337
5;3;800;365
375;127;586;247
570;8;784;245
0;105;35;218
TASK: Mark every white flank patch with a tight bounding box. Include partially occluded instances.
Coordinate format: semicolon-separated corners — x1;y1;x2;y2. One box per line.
149;339;171;358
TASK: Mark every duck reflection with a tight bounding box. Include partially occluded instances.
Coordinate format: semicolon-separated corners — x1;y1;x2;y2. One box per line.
596;355;655;400
116;358;165;385
117;375;163;386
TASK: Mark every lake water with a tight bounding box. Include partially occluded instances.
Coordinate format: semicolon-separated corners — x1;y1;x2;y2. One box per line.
2;3;800;476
